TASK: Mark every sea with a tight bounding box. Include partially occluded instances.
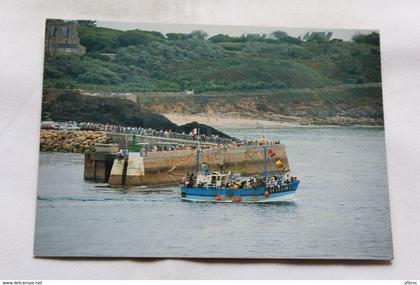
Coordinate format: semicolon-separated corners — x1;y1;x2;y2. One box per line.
34;127;393;259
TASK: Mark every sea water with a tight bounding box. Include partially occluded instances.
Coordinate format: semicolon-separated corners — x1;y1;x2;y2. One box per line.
34;127;393;259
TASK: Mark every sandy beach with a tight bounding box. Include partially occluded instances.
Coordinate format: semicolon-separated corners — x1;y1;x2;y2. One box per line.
162;113;384;129
161;113;306;129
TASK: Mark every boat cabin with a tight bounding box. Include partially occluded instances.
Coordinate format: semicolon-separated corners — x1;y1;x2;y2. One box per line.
196;172;231;188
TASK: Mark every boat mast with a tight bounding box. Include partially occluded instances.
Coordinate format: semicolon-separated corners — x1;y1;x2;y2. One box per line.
263;124;267;178
264;142;267;178
195;128;200;175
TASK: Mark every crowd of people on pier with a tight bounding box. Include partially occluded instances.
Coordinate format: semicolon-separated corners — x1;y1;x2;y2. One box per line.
41;120;284;148
41;120;227;144
241;138;281;145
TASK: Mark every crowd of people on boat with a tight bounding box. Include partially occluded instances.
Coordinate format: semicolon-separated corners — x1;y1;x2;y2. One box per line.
183;171;297;190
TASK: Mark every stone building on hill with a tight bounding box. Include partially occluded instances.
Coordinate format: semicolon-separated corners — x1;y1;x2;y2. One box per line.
45;21;86;56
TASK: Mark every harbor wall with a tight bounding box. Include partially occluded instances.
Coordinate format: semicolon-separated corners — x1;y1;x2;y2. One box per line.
139;144;289;186
84;152;115;183
84;144;289;187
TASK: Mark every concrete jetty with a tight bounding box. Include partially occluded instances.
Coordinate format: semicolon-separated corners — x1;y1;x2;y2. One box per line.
84;144;290;187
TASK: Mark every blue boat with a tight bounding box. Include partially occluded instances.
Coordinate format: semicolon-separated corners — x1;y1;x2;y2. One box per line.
180;143;300;203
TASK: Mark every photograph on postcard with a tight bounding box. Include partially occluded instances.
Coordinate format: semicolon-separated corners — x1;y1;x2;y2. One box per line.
34;19;392;259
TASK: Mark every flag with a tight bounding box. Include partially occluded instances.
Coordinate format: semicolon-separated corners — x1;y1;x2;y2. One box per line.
191;128;198;135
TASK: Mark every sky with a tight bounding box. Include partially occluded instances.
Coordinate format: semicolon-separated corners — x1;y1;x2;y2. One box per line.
96;20;377;41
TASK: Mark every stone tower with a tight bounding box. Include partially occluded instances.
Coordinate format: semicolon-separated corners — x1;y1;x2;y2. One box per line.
45;21;86;56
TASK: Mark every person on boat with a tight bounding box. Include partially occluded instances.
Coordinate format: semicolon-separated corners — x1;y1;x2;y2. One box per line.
182;175;188;186
188;173;194;186
247;178;252;188
201;162;209;175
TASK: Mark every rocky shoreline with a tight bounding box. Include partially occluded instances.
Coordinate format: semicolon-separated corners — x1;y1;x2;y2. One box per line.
40;130;111;153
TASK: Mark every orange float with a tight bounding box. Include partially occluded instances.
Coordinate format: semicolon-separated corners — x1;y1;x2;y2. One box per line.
233;197;241;203
264;191;270;196
215;195;221;201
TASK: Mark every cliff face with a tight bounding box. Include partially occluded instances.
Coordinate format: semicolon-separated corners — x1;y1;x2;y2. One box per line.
133;83;384;126
41;89;232;138
42;89;177;130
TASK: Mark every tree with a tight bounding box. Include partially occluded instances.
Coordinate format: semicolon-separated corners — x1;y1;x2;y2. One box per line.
270;30;288;40
190;30;208;40
352;32;380;46
118;29;165;47
270;30;301;44
77;26;122;52
166;33;191;40
46;19;65;25
208;34;232;43
77;20;96;27
144;30;165;39
307;34;329;43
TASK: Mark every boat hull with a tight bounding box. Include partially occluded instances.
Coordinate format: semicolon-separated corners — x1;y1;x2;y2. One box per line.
181;180;299;203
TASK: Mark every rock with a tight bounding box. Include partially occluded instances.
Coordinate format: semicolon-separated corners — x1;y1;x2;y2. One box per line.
40;130;112;153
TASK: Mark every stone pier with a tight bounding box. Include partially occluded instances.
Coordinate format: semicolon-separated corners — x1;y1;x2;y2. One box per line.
84;152;115;183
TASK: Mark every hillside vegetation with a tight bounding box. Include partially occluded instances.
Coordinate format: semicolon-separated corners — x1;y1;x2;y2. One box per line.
44;21;381;93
